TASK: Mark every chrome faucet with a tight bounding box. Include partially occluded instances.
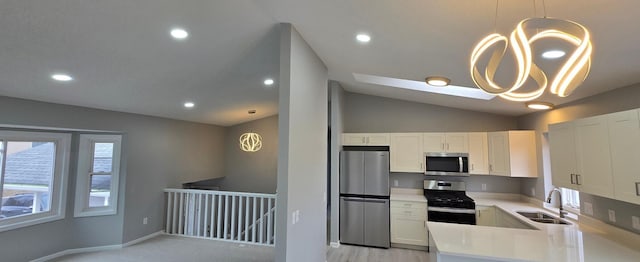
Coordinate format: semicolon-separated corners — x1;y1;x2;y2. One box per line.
546;187;568;218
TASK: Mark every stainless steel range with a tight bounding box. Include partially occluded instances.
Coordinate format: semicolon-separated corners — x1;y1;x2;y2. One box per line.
423;180;476;225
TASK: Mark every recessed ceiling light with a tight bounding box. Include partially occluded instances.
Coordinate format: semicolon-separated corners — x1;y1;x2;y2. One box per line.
263;78;274;86
526;101;554;110
356;34;371;43
542;50;566;59
51;74;73;82
170;28;189;39
425;76;451;87
184;102;195;108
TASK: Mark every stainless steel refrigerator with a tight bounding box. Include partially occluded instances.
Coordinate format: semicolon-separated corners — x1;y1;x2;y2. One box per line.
339;150;390;248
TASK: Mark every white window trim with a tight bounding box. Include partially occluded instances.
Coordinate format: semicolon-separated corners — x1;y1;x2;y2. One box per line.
74;134;122;217
0;131;71;233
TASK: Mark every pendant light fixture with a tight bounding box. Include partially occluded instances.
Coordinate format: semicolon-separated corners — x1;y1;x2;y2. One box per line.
470;0;592;102
239;110;262;152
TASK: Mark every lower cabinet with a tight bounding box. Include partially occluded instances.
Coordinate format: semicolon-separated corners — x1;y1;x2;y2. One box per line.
390;200;428;247
475;205;496;227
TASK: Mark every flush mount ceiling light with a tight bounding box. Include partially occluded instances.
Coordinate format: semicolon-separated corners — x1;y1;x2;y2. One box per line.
425;76;451;87
263;78;274;86
51;74;73;82
470;1;592;102
183;101;195;108
170;28;189;39
542;50;566;59
526;101;554;110
239;110;262;152
356;33;371;43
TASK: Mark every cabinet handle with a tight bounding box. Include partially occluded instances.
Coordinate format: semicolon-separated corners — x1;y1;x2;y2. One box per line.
447;143;450;150
441;143;445;150
570;174;575;184
636;182;640;196
489;164;493;172
576;174;582;185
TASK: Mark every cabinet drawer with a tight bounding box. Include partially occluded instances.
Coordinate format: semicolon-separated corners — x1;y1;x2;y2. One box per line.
390;201;427;209
391;207;427;219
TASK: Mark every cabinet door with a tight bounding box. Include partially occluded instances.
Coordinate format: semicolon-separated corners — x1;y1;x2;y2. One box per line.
548;122;579;190
475;206;496;227
608;110;640;204
422;133;446;153
488;132;510;176
342;133;367;146
445;133;469;153
468;132;489;174
575;116;614;198
365;133;390;146
390;209;428;246
390;133;424;173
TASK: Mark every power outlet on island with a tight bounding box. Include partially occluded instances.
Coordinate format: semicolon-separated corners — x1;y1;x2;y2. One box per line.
632;216;640;230
608;210;616;223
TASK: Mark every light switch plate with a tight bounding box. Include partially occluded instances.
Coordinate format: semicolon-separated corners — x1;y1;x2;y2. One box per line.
608;210;616;223
584;202;593;216
633;216;640;230
292;211;297;224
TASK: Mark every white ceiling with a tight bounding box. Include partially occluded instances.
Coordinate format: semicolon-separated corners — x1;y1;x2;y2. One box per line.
1;1;640;125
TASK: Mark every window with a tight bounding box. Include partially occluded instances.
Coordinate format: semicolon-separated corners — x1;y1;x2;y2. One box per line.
0;131;71;232
561;187;580;211
74;134;122;217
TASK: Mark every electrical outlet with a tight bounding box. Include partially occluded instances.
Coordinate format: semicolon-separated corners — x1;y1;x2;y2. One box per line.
633;216;640;230
292;211;297;225
481;184;487;191
608;210;616;223
296;210;301;222
143;217;148;225
531;188;536;196
394;180;399;187
584;202;593;215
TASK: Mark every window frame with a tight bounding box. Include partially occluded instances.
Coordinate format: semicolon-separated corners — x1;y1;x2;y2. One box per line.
0;130;71;233
74;134;122;217
561;187;581;214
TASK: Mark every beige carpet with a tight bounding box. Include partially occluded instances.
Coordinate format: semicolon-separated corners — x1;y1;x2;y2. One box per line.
51;235;275;262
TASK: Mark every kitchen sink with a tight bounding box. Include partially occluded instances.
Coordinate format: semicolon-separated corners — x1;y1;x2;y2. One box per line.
516;211;571;225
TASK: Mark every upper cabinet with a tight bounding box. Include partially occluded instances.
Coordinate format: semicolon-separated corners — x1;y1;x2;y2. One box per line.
422;133;468;153
468;132;489;175
549;109;640;204
389;133;424;173
343;133;390;146
608;110;640;205
487;131;538;177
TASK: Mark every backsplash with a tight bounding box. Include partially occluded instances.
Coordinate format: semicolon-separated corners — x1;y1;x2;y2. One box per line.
580;193;640;235
390;173;521;194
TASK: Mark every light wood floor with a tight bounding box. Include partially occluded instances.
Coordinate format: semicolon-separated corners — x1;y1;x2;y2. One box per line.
52;235;430;262
328;244;431;262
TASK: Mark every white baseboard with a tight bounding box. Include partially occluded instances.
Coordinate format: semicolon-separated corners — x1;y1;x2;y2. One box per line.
31;230;164;262
329;242;340;248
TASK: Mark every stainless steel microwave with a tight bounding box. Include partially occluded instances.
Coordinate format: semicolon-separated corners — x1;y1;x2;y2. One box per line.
424;152;469;176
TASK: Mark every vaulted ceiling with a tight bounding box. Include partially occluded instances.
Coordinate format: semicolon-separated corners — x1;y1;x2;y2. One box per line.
1;0;639;125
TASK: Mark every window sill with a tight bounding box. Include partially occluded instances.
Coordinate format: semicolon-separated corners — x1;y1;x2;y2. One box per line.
74;208;117;218
0;213;65;233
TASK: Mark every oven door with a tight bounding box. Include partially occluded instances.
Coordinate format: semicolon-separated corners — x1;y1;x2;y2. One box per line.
427;207;476;225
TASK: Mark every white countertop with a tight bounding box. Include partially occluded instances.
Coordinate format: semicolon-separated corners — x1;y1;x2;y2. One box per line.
428;198;640;262
390;188;427;203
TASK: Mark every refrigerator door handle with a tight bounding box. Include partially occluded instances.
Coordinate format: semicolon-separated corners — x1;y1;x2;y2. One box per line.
341;197;365;202
363;199;388;204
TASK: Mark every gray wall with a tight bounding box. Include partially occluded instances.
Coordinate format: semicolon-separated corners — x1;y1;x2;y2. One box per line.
343;92;523;194
0;95;225;261
276;24;328;262
343;92;519;133
517;83;640;233
216;115;278;193
329;81;345;244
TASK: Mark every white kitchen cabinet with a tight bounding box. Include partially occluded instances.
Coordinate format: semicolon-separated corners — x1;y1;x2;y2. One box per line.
468;132;489;175
475;205;496;227
422;133;468;153
342;133;390;146
574;115;614;198
549;122;579;190
390;133;424;173
608;110;640;204
487;131;538;177
390;201;428;247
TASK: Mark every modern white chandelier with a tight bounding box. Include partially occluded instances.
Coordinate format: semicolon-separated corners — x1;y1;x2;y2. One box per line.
239;132;262;152
470;2;593;102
